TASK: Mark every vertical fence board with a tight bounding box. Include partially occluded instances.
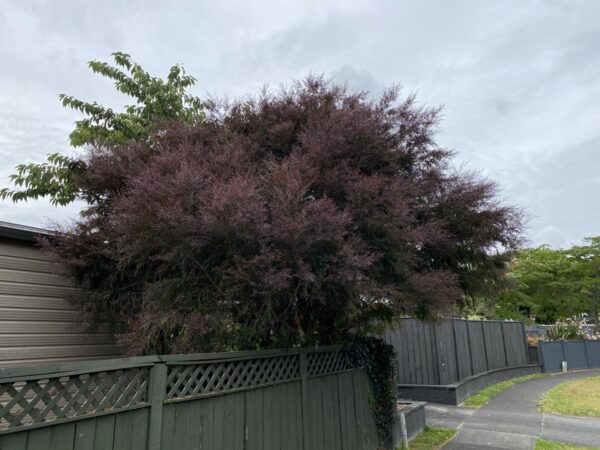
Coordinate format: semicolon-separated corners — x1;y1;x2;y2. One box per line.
353;371;368;450
159;404;175;450
329;376;342;450
454;320;472;379
73;420;95;450
422;323;433;384
310;378;325;450
185;399;201;450
172;402;189;450
93;416;115;450
221;394;235;450
26;428;51;450
245;387;263;450
483;322;506;370
341;372;359;450
50;422;75;450
436;321;457;384
204;397;216;450
131;409;148;450
320;378;333;450
288;381;303;450
233;391;246;450
408;320;418;383
353;370;379;450
263;383;274;450
113;410;134;450
275;384;284;450
337;373;350;450
1;433;28;450
214;397;226;450
416;321;426;384
466;321;485;374
399;326;411;383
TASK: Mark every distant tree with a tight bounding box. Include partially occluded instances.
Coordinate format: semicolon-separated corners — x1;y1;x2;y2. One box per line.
42;77;523;354
496;246;583;323
569;237;600;333
497;240;600;330
1;52;204;206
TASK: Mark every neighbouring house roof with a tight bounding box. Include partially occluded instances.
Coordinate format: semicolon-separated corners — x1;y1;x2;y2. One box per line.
0;221;52;243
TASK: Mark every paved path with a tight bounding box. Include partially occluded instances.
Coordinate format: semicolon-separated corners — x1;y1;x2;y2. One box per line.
424;369;600;449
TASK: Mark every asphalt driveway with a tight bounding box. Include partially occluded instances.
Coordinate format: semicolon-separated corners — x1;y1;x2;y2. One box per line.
424;369;600;449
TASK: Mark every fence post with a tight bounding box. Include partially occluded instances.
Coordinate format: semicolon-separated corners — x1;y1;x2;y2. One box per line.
451;319;461;382
148;362;167;450
481;321;490;371
538;341;546;372
520;322;528;364
561;340;567;370
465;320;475;377
299;350;310;450
500;322;509;368
432;323;443;384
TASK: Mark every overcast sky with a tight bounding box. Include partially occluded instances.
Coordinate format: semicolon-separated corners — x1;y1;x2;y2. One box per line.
1;0;599;248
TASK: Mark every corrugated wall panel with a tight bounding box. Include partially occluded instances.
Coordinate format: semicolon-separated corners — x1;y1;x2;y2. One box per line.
0;321;110;334
0;240;52;260
0;238;122;367
0;255;60;273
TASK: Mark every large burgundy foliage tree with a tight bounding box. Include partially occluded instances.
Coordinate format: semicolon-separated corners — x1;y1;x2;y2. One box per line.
46;78;522;354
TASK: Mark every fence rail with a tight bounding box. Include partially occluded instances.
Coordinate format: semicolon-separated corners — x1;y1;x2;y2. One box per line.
0;346;379;450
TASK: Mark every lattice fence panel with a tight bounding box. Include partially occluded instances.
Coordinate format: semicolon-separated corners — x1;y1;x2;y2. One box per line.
166;354;300;400
307;350;351;377
0;367;149;430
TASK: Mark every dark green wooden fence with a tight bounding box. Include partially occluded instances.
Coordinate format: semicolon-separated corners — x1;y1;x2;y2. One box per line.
383;318;529;385
0;347;380;450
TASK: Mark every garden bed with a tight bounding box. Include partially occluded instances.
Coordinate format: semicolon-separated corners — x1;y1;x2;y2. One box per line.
390;400;426;447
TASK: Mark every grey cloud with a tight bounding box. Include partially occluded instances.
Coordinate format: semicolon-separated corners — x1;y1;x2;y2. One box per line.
0;0;598;248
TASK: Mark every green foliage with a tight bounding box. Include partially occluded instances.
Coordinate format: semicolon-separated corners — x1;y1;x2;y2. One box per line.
343;335;398;441
496;241;600;326
1;52;204;206
460;295;499;320
1;153;84;206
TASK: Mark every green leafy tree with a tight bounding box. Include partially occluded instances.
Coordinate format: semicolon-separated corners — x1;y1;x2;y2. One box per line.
1;52;204;206
568;237;600;333
498;240;600;329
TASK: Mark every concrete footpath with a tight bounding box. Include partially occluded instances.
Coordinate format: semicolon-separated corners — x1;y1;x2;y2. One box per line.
424;369;600;449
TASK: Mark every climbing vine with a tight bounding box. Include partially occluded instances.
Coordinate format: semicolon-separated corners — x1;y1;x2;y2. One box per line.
343;335;398;441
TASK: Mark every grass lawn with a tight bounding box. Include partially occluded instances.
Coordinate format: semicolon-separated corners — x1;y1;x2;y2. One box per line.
535;439;600;450
540;376;600;418
463;373;550;407
400;426;457;450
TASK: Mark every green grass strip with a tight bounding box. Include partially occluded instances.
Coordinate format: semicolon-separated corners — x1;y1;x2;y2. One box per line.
535;439;600;450
399;426;457;450
463;373;550;407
